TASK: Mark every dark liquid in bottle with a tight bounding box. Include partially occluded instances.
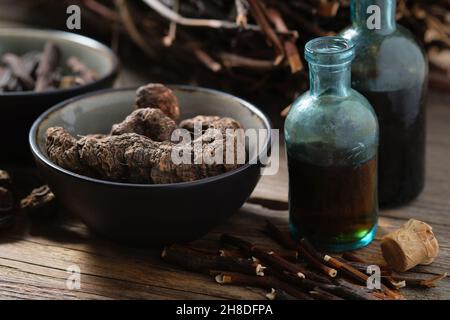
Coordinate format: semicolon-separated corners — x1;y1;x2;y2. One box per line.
288;154;378;248
359;84;426;207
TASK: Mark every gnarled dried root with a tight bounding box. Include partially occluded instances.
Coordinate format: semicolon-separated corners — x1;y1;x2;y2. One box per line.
135;83;180;120
180;115;242;132
111;108;177;142
46;124;245;184
46;127;84;173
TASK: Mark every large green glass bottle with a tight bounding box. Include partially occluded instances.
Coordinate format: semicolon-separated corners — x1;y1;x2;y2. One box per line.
285;37;379;252
340;0;428;207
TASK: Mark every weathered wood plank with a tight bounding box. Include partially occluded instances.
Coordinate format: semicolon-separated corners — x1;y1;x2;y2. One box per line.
0;202;448;300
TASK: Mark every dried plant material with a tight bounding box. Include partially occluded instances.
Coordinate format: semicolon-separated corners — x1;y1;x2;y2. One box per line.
192;47;222;72
47;128;244;184
59;76;85;89
46;127;84;173
215;271;312;300
180;115;242;132
135;84;180;120
316;0;340;17
0;170;15;231
161;230;423;300
35;41;61;91
46;83;245;184
1;53;35;89
111;108;178;141
247;0;285;65
381;219;439;272
0;170;12;190
77;132;162;183
20;185;57;219
22;0;450;97
266;8;303;73
393;273;448;289
162;244;265;276
0;41;98;92
266;288;298;300
67;56;98;83
219;53;274;70
148;125;244;183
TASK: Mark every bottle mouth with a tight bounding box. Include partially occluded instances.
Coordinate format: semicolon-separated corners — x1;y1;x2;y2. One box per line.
305;37;355;66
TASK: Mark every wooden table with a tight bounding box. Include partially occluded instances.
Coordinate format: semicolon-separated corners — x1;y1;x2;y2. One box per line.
0;92;449;300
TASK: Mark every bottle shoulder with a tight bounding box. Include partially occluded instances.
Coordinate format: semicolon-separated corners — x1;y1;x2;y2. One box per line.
340;25;425;58
285;91;378;141
284;91;379;166
286;90;376;119
339;25;428;91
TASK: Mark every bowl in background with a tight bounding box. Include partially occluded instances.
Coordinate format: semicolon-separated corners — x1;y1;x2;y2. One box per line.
30;86;272;245
0;28;119;162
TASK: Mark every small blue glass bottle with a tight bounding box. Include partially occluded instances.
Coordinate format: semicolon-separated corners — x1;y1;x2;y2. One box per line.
340;0;428;207
285;37;379;252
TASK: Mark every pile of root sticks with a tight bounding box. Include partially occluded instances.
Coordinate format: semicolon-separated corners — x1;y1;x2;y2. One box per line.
162;219;447;300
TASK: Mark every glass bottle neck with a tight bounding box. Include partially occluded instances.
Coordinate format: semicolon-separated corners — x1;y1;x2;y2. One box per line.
309;62;352;98
351;0;397;33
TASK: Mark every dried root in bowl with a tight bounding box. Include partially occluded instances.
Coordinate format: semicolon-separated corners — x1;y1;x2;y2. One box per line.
46;83;246;184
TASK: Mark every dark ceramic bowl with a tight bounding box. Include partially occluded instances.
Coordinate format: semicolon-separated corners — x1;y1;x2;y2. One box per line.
30;86;271;245
0;28;119;162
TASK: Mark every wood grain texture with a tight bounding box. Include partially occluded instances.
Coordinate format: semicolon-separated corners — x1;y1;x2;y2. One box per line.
1;93;449;300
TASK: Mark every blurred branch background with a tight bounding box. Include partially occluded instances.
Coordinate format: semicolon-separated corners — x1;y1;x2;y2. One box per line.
1;0;449;121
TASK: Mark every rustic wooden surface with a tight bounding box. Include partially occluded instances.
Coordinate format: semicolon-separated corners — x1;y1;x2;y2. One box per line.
0;91;449;300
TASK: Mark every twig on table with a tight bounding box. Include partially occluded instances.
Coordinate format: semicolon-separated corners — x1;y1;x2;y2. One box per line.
215;271;313;300
264;220;337;278
324;255;403;299
277;270;377;300
392;273;448;289
162;244;266;276
265;288;297;300
299;245;338;278
299;238;403;299
221;234;305;279
264;219;297;250
381;276;406;290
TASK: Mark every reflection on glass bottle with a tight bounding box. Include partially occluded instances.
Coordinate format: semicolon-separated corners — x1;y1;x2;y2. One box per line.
285;37;379;252
340;0;428;207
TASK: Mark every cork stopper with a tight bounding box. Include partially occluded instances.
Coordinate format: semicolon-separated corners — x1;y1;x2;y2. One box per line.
381;219;439;272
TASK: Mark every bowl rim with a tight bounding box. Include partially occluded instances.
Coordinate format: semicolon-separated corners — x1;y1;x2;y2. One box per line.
30;85;273;188
0;28;120;97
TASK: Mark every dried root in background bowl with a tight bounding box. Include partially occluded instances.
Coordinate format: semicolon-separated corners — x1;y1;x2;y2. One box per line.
0;41;97;93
